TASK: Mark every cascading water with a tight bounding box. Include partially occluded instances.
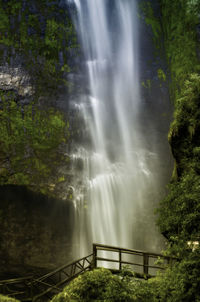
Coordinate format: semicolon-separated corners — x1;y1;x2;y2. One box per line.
69;0;169;259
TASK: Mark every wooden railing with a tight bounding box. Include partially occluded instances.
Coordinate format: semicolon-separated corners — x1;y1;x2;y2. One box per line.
0;254;93;301
93;243;173;277
31;253;93;301
0;276;33;301
0;244;175;301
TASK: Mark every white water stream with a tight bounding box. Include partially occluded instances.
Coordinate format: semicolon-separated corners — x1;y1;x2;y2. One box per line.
69;0;168;259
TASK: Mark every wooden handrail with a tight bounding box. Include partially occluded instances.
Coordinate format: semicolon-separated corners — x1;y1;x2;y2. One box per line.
93;243;175;276
0;276;33;285
36;253;93;281
93;243;172;258
0;254;93;301
32;253;94;301
0;243;176;301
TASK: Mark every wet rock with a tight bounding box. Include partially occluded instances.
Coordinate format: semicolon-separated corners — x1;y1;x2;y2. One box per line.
0;185;74;278
0;65;34;98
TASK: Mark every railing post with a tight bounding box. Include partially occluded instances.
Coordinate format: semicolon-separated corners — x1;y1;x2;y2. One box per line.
119;249;122;270
93;244;97;269
143;253;149;275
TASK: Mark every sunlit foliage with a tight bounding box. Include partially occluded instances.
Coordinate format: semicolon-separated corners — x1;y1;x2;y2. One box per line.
0;294;20;302
0;93;69;195
145;1;200;301
51;268;155;302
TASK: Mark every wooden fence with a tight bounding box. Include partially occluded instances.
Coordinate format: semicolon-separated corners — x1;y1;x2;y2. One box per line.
31;253;93;301
0;253;93;301
0;276;33;301
0;243;175;301
93;243;173;276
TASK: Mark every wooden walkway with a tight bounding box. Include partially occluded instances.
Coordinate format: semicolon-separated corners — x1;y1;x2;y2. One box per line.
0;244;174;301
0;254;93;301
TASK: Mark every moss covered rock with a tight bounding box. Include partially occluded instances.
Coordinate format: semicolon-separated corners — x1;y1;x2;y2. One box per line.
0;0;80;197
0;0;78;94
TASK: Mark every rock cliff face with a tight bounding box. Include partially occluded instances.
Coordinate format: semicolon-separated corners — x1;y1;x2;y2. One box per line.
0;0;80;276
0;66;33;96
0;0;82;190
0;65;34;107
0;185;74;278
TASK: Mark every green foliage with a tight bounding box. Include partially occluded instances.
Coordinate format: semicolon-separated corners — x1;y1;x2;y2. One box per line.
157;68;166;82
51;268;156;302
142;79;151;89
0;0;78;93
157;172;200;242
0;294;20;302
155;2;200;301
51;263;200;302
0;96;69;195
186;0;200;17
168;74;200;174
160;0;200;100
150;249;200;302
140;2;162;50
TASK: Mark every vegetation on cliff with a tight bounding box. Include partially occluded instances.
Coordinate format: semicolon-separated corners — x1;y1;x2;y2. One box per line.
0;92;70;195
0;0;78;93
157;0;200;243
0;0;79;196
160;0;200;99
155;0;200;301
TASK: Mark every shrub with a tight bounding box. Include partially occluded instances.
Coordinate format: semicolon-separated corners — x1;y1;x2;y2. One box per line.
0;294;20;302
51;268;156;302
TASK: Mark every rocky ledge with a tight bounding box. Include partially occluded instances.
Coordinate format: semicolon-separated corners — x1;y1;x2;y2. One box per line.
0;65;34;101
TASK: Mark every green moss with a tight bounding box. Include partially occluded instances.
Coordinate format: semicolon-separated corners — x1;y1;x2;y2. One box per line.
157;68;166;82
0;0;79;94
155;2;200;300
142;79;151;89
0;1;78;194
57;176;65;183
160;0;200;99
168;73;200;175
157;172;200;241
171;160;178;181
156;0;200;176
140;2;162;50
0;97;70;196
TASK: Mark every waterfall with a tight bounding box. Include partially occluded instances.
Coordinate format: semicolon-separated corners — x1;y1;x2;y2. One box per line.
69;0;167;258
